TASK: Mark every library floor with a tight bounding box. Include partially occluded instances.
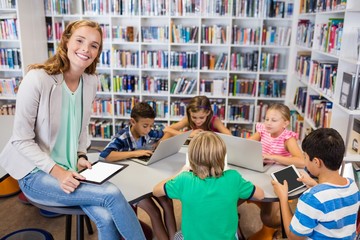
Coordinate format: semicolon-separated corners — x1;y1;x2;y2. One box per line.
0;192;290;240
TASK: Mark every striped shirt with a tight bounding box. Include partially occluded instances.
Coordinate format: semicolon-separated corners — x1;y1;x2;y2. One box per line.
256;123;297;157
290;178;360;239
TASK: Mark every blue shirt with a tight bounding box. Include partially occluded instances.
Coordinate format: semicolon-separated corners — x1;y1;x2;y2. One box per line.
290;178;360;239
100;125;164;159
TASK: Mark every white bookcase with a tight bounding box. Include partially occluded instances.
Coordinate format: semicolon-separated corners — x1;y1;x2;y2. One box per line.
0;0;48;115
289;0;360;157
43;0;295;142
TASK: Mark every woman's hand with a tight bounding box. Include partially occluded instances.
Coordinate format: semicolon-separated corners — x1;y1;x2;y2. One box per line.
50;165;84;194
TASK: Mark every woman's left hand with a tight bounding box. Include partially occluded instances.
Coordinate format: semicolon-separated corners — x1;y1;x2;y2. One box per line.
77;157;92;171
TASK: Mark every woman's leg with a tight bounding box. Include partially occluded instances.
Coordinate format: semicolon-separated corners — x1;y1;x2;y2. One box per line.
18;171;145;240
137;197;169;240
154;196;177;239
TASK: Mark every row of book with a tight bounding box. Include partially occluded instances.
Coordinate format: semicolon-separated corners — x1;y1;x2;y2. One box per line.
112;26;137;42
293;87;307;114
113;50;139;68
296;20;314;48
0;48;21;70
170;23;198;44
142;50;169;69
227;103;255;122
0;104;15;116
0;77;21;97
316;18;343;56
230;51;259;71
141;26;169;43
200;25;229;44
229;76;256;97
200;52;228;71
229;125;252;138
231;26;261;45
89;120;113;139
170;99;226;120
170;51;197;70
258;79;286;98
0;0;15;9
233;0;293;18
259;52;280;72
200;78;227;96
309;60;337;98
92;96;139;117
113;74;139;93
290;110;304;140
307;96;332;128
146;100;168;118
0;18;17;40
295;51;311;79
44;0;295;17
171;77;196;95
262;26;291;46
143;76;169;94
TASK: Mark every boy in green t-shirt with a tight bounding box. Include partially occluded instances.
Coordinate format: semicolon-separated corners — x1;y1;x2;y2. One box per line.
153;131;265;240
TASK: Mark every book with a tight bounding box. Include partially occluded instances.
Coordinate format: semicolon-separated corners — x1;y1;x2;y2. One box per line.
339;72;359;110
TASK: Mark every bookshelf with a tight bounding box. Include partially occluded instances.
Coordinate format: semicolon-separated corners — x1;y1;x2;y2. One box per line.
0;0;48;116
44;0;295;142
289;0;360;156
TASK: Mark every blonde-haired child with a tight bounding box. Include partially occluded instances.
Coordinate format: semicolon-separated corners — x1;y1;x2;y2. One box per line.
165;95;231;138
153;131;264;239
248;103;304;239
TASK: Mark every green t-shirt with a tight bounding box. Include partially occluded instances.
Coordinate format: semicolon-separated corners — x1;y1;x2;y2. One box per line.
51;80;82;171
165;169;255;240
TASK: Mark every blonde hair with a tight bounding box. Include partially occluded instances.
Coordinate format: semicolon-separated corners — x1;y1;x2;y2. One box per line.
188;131;226;179
28;20;103;75
186;96;213;130
267;103;290;121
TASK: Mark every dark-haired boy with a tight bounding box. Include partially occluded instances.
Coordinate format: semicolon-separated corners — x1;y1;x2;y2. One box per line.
100;102;176;240
272;128;360;240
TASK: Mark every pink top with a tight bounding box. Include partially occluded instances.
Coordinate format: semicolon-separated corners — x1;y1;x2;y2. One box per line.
256;123;298;157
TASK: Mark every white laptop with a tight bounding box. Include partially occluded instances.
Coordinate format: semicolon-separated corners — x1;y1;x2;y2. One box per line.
131;131;191;166
216;133;273;172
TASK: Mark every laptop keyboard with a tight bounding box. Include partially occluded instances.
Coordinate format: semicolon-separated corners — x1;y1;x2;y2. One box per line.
137;155;151;162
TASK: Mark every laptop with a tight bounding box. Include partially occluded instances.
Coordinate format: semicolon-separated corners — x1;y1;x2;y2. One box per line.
216;133;273;172
131;131;191;165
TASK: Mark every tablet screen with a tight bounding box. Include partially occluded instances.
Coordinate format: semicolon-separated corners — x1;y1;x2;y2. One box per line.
78;161;128;184
271;165;305;193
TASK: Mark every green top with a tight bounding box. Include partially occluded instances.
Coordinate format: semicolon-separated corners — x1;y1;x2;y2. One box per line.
51;79;82;171
165;169;255;240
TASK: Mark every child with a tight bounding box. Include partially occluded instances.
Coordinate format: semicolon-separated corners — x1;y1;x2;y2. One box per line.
165;95;231;138
100;102;176;240
248;103;304;239
153;131;265;240
272;128;360;239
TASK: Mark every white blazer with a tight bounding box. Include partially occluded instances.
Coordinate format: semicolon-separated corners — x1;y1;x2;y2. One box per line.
0;69;97;179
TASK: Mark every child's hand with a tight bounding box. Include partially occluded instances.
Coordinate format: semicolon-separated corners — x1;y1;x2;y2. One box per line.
77;158;92;171
271;179;289;202
297;172;317;188
263;154;276;164
190;129;203;137
133;150;153;157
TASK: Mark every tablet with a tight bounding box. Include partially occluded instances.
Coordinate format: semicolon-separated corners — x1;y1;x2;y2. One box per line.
271;165;305;193
78;161;128;185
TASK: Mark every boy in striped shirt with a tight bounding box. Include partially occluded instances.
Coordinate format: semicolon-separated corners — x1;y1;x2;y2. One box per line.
272;128;360;239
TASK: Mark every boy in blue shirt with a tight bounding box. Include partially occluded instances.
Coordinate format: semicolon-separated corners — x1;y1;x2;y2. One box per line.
100;102;176;240
272;128;360;239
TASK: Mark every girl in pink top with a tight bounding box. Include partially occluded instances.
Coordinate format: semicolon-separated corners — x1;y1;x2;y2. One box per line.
247;103;304;240
165;96;231;138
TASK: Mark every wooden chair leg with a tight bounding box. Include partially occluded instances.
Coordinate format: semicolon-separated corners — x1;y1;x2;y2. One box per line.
85;215;93;234
65;215;72;240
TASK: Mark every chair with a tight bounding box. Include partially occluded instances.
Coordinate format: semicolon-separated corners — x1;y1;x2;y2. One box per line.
28;199;94;240
1;228;54;240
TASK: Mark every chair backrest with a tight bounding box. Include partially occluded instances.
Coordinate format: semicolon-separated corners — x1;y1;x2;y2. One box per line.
0;115;14;151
